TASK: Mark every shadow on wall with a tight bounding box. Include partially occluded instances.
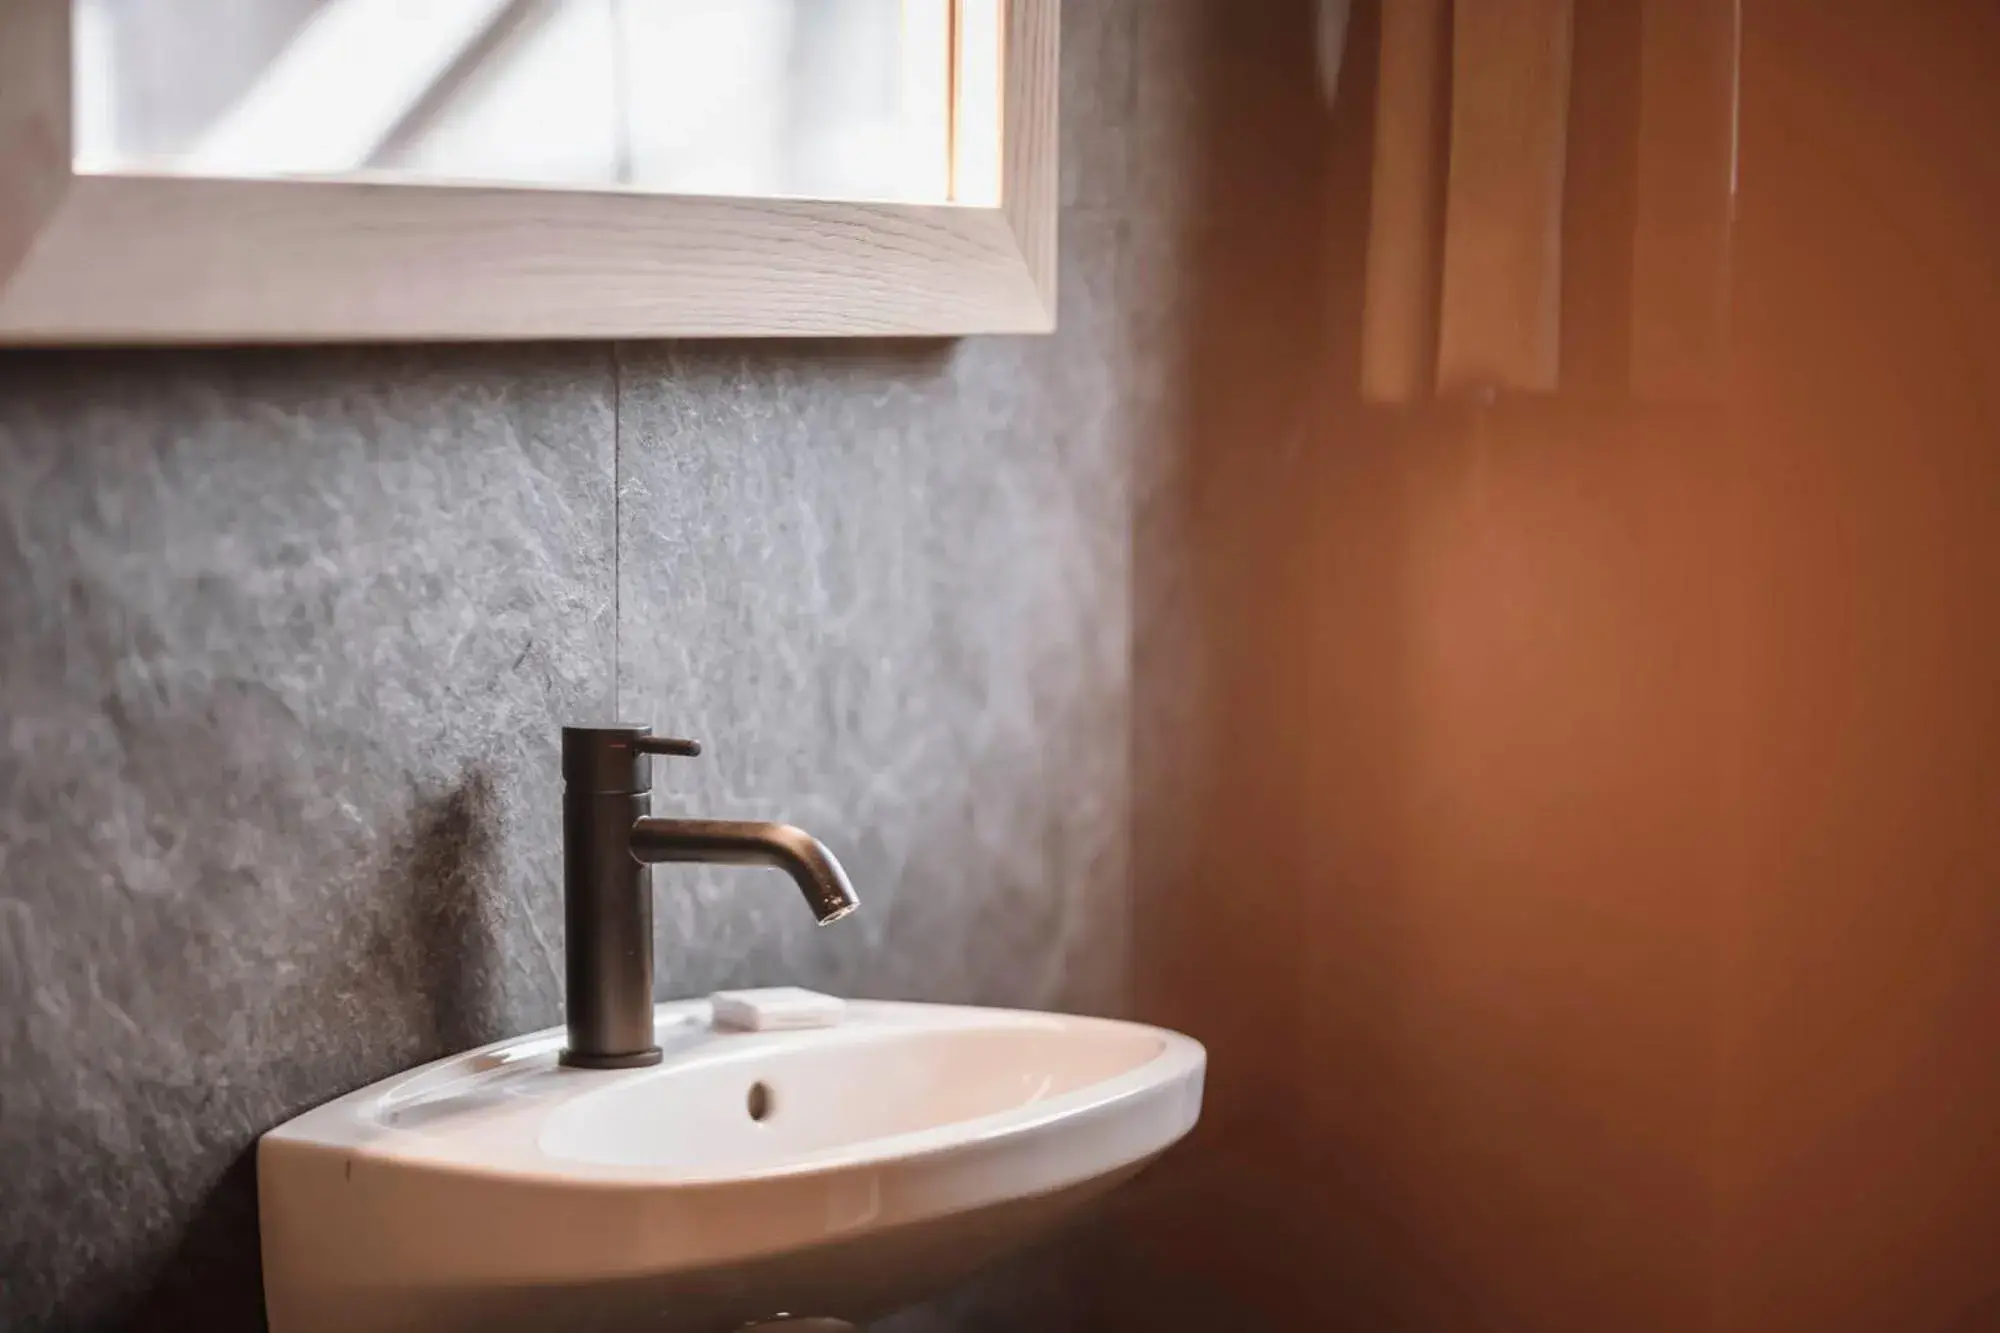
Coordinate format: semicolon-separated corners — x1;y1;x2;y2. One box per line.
1112;0;1345;1325
1118;1;2000;1331
128;765;511;1333
400;765;510;1059
1116;0;1726;1325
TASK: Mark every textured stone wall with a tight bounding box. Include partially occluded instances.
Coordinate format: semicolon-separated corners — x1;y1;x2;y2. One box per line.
0;4;1208;1328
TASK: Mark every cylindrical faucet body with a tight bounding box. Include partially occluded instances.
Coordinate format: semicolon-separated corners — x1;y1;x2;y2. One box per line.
561;725;665;1068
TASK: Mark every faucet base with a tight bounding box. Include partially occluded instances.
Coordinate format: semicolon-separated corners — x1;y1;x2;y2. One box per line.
558;1047;663;1070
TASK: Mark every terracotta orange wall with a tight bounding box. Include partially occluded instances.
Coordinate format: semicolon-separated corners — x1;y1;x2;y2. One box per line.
1724;3;2000;1329
1119;1;2000;1329
1289;399;1726;1332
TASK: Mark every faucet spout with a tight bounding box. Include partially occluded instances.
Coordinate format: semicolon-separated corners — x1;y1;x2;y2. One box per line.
630;818;859;924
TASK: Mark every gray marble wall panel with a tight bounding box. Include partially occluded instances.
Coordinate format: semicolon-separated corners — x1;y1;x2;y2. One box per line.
613;334;1132;1020
0;1;1208;1329
0;349;617;1329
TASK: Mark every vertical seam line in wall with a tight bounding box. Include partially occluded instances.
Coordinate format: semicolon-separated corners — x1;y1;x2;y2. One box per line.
612;341;622;721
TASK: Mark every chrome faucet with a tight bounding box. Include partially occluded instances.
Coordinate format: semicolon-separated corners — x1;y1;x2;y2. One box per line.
558;725;859;1069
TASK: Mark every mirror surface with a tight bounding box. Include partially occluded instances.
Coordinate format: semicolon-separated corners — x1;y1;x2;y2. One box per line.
71;0;1002;204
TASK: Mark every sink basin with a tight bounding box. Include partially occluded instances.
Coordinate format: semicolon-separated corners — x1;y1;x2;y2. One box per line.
258;999;1205;1332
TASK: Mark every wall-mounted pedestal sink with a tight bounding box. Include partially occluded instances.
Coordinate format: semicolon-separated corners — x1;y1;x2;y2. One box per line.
259;999;1205;1332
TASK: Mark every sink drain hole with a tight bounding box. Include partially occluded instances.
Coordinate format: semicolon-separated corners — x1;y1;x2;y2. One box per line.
747;1081;774;1121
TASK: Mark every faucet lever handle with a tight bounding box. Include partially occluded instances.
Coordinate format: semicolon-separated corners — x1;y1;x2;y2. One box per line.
634;736;702;758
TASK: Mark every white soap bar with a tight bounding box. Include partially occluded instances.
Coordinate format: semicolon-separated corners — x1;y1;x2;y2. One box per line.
710;987;847;1032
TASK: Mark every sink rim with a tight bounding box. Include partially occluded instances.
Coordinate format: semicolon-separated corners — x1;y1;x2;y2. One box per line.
258;999;1208;1307
267;999;1206;1190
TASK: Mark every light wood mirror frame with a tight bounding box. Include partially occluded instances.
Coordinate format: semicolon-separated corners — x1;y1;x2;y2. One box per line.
0;0;1057;343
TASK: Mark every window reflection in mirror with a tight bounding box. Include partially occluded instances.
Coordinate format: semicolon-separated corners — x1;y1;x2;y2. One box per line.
71;0;1002;205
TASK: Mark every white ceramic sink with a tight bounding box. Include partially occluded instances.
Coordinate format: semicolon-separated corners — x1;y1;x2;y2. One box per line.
258;999;1205;1332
